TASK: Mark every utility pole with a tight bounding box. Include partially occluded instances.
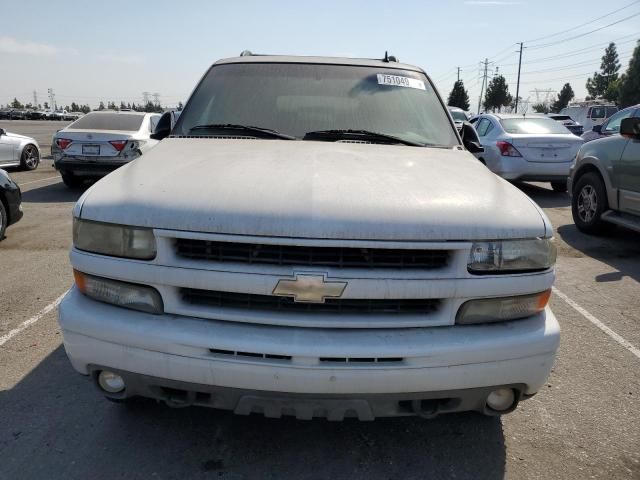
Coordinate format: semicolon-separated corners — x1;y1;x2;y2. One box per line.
477;58;489;114
152;92;160;106
33;90;38;107
142;92;150;106
47;88;56;110
456;66;461;82
515;42;524;114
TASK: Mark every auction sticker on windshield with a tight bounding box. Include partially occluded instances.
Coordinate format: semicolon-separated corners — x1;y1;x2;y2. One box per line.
377;74;426;90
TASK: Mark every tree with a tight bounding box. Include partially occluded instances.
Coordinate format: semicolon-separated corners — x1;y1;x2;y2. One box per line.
532;103;548;114
120;101;127;110
107;101;118;110
70;102;79;112
586;42;620;100
483;75;512;112
551;83;575;113
618;40;640;108
98;101;106;111
80;104;91;114
43;101;49;110
447;80;470;110
11;98;23;108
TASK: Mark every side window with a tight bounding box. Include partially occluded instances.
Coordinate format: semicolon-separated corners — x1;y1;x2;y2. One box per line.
603;109;634;134
476;118;492;137
589;107;605;119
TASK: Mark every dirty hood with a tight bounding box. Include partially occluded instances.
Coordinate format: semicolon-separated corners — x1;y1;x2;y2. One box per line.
78;139;549;241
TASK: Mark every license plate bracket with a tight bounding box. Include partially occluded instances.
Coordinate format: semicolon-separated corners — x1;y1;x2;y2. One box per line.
82;144;100;155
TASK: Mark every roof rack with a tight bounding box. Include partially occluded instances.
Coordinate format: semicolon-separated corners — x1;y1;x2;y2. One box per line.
239;50;253;57
382;51;398;63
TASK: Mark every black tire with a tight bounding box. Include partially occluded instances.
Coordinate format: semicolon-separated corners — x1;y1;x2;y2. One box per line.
61;172;84;189
0;200;7;241
20;144;40;171
571;172;611;234
551;180;567;192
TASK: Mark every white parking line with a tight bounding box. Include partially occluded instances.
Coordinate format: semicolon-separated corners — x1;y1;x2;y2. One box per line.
0;291;68;347
18;175;61;187
553;286;640;360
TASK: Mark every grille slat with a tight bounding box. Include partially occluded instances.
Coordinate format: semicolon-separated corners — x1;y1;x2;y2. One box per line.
182;288;440;315
175;239;449;270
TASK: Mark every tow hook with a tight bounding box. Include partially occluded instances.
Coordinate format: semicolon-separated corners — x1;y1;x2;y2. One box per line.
411;399;440;419
164;390;196;408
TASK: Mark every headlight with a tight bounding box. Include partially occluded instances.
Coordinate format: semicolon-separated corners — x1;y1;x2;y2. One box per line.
468;238;556;273
456;290;551;325
73;218;156;260
74;270;163;314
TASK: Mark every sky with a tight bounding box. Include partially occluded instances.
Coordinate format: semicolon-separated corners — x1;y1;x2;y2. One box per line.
1;0;638;112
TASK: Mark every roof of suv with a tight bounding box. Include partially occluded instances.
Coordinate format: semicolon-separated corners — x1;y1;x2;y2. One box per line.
214;54;425;73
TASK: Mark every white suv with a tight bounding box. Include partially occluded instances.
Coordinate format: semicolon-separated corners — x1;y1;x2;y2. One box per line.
58;54;560;420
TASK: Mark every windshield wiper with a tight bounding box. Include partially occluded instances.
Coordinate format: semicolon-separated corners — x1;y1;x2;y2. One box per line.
189;124;296;140
303;129;425;147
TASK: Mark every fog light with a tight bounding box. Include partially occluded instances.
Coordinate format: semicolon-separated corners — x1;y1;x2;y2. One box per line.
486;388;515;411
98;370;125;393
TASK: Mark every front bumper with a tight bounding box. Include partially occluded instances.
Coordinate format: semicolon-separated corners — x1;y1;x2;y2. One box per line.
59;288;560;418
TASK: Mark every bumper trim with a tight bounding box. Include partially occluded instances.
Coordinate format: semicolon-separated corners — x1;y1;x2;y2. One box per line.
89;365;526;420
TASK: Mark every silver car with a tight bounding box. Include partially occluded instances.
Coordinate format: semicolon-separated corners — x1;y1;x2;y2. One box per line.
0;128;41;170
52;111;160;188
471;114;583;192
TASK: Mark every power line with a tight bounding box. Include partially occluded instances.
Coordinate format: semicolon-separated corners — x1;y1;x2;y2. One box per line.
525;0;640;44
527;11;640;50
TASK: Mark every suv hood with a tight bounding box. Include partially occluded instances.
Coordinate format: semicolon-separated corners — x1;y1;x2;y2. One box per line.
78;139;549;241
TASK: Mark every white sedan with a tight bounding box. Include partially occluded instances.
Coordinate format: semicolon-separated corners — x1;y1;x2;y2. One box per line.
471;114;583;192
0;128;41;170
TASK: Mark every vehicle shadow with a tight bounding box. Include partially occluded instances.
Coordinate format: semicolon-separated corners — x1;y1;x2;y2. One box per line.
21;181;85;203
556;224;640;283
0;346;507;480
514;182;570;208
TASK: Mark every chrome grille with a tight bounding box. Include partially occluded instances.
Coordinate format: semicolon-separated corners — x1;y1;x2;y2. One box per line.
174;239;450;270
181;288;440;315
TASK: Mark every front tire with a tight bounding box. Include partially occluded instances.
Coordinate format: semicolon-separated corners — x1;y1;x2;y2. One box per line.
20;145;40;171
0;201;7;240
551;180;567;192
571;172;611;234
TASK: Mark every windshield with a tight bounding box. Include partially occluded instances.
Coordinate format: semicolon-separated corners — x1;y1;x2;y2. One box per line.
449;109;467;122
500;118;570;135
69;113;144;131
174;63;458;147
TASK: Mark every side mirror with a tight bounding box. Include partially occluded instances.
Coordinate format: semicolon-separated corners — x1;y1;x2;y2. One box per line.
460;122;484;153
620;117;640;138
150;128;170;141
592;125;602;133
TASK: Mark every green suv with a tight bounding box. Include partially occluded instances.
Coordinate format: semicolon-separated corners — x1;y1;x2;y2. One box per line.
569;117;640;234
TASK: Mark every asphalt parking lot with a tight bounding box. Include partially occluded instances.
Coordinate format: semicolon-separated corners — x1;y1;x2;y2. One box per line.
0;120;638;480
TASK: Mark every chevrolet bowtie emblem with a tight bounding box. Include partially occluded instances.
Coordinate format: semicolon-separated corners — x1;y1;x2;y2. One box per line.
273;274;347;303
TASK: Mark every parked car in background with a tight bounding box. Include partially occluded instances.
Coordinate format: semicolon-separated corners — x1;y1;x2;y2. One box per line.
26;110;46;120
447;106;468;131
581;104;640;143
53;111;161;188
0;169;23;240
560;103;617;133
8;110;28;120
0;109;11;119
471;114;583;192
0;127;41;170
547;114;583;136
59;54;559;420
569;117;640;234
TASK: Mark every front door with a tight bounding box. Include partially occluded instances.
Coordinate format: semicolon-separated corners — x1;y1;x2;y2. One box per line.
614;136;640;215
0;132;15;164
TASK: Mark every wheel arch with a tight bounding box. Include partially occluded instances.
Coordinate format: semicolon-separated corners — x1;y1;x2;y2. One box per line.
571;159;617;210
